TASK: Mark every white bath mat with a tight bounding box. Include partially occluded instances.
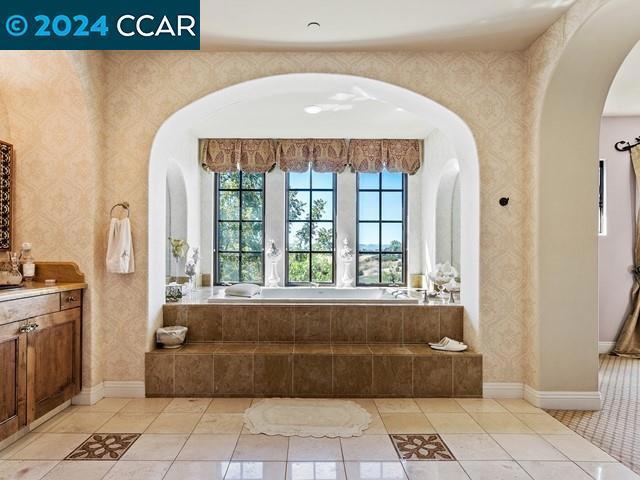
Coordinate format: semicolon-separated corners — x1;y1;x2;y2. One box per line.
244;398;372;438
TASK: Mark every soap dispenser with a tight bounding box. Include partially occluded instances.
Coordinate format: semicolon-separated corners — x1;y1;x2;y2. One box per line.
20;242;35;281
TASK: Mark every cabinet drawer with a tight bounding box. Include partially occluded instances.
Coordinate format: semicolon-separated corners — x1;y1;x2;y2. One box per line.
0;294;60;326
60;290;81;310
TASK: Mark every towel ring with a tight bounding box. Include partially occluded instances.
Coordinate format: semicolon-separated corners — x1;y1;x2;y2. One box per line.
110;202;130;218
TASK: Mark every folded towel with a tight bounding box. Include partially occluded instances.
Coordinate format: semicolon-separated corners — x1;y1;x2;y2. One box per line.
106;218;135;274
226;283;261;298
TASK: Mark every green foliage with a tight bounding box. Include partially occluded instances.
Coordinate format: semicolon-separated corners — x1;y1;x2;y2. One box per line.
217;172;264;284
287;185;334;283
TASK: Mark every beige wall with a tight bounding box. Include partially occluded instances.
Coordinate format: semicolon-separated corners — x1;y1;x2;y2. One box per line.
0;0;627;393
0;52;104;387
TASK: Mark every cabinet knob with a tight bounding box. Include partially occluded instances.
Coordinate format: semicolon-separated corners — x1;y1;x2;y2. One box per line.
66;296;78;302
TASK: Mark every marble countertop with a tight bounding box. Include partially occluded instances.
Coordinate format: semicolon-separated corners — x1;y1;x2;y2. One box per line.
0;281;87;302
166;287;460;306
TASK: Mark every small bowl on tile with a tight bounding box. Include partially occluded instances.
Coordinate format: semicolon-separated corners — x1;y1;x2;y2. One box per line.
156;325;187;349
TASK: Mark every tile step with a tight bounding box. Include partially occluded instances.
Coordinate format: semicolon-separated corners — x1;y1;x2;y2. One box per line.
145;343;482;398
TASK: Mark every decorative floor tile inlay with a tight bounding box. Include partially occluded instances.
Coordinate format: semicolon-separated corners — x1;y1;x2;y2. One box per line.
65;433;140;460
390;434;455;461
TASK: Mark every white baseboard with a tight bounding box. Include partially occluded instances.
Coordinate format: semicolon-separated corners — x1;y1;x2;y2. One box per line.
103;381;146;398
72;382;105;405
73;381;145;405
483;382;524;398
524;384;602;410
598;341;616;354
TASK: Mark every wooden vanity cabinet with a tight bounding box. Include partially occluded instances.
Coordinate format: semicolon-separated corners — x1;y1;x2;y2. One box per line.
0;321;26;441
26;308;81;423
0;287;83;442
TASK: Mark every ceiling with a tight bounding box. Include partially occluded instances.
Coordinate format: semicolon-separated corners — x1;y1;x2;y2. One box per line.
604;41;640;116
201;0;576;51
191;88;435;139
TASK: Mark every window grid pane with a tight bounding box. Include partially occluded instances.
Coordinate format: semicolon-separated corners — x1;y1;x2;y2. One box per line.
215;172;265;284
356;171;406;286
286;171;336;285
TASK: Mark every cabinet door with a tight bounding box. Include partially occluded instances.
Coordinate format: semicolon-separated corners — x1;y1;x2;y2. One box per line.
27;308;81;423
0;322;26;441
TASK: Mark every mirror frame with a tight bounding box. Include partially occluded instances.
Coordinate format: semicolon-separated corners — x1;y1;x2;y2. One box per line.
0;141;13;251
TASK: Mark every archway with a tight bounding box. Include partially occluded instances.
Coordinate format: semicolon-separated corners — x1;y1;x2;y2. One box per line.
148;73;480;353
534;0;640;407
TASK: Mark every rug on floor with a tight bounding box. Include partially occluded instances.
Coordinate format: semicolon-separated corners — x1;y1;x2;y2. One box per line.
244;398;372;437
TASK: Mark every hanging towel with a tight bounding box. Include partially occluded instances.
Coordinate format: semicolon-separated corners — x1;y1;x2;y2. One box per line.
106;218;135;274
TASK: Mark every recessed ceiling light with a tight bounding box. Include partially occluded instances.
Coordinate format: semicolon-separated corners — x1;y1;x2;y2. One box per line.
304;105;322;114
307;21;320;29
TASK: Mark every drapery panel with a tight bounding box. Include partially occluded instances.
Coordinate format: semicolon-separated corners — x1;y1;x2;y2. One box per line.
614;144;640;358
201;138;423;174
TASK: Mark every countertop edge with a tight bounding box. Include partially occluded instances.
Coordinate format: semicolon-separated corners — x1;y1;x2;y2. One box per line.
0;282;87;302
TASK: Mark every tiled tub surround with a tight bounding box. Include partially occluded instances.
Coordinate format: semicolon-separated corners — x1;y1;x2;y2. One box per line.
162;304;463;345
147;304;482;398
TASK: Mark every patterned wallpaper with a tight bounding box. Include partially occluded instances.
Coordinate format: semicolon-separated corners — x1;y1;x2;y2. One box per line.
0;0;604;389
100;50;529;383
0;52;104;387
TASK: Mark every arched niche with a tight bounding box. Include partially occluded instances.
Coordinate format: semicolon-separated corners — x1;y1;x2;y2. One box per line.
148;74;480;354
436;160;461;272
165;161;189;279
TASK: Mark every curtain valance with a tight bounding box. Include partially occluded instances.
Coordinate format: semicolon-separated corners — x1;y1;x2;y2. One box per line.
239;139;276;173
276;139;312;172
200;139;239;173
201;138;422;174
384;139;421;175
201;139;276;173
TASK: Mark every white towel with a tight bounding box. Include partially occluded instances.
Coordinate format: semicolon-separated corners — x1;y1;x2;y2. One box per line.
106;218;135;274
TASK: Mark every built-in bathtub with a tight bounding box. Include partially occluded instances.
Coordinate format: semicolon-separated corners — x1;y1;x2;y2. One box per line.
207;286;421;304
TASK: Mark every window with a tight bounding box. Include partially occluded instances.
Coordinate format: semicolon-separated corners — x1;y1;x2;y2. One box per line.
286;170;336;284
215;172;265;284
598;159;607;236
357;171;406;285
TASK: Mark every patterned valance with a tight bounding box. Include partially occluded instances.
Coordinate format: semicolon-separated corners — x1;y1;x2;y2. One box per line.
384;139;421;175
276;139;312;173
348;139;384;173
311;139;349;173
238;139;276;173
200;139;276;173
201;138;422;175
200;139;239;173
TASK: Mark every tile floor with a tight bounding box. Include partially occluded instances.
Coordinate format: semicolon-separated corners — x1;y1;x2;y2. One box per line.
549;354;640;474
0;397;637;480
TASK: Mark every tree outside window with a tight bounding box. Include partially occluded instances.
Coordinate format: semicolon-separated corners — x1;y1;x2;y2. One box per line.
215;171;264;284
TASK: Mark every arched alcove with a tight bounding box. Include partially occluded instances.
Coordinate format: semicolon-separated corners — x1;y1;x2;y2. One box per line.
148;73;480;353
535;0;640;406
166;161;189;279
436;160;461;272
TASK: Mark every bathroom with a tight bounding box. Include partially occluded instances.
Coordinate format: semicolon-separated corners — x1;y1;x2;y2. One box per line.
0;1;639;478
